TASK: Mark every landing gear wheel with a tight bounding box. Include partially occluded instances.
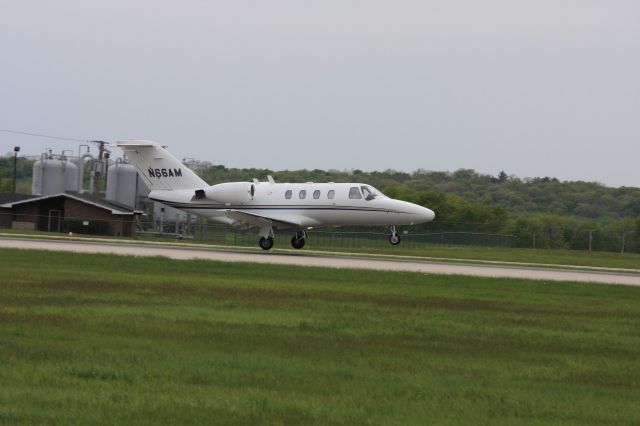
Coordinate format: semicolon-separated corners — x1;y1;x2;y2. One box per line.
259;236;274;250
291;236;305;249
388;225;401;246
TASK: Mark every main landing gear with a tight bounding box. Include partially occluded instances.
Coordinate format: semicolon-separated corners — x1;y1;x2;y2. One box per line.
259;236;274;250
258;224;275;250
388;225;401;246
258;230;307;250
291;231;307;250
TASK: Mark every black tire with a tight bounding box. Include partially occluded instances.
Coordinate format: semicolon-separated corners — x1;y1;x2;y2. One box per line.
291;236;305;249
259;236;274;250
389;234;401;246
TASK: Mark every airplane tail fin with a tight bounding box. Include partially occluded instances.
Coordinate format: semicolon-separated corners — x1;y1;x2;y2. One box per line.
116;140;207;191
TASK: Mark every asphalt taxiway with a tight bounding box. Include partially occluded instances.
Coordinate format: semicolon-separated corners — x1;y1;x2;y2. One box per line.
1;237;639;286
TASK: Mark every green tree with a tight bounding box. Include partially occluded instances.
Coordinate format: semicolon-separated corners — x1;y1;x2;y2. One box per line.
506;218;538;248
536;215;567;249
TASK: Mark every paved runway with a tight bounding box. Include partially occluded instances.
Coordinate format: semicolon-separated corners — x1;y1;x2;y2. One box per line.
1;237;639;286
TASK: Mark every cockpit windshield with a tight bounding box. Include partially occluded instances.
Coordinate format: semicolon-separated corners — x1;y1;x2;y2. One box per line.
360;185;385;201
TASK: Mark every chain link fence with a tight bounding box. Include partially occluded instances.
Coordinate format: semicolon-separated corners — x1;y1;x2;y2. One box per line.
0;211;133;236
4;211;638;253
137;219;517;249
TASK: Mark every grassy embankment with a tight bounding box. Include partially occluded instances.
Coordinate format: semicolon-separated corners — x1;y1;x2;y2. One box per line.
1;248;639;424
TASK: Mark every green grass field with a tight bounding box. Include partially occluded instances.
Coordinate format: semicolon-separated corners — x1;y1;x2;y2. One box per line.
1;248;640;425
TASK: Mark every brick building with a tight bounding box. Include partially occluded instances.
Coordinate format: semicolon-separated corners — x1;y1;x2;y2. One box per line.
0;192;143;236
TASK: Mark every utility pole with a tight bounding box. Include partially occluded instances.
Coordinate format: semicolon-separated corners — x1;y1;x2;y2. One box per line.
12;146;20;194
532;232;536;249
587;229;595;252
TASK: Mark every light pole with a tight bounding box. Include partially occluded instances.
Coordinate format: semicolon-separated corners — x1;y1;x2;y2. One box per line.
12;146;20;194
587;229;595;252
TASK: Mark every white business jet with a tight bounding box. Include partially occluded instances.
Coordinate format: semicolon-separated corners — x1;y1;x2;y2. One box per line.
117;141;435;250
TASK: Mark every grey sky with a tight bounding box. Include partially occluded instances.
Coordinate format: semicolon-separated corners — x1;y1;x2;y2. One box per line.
1;1;639;187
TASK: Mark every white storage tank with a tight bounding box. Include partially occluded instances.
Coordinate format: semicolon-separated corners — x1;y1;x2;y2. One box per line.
106;159;149;208
32;155;79;196
64;161;79;192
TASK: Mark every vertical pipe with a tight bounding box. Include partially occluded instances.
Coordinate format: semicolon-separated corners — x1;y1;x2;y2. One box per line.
12;151;18;194
89;160;95;194
77;154;93;193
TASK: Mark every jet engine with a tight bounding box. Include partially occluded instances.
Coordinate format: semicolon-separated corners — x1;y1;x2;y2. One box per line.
203;182;255;205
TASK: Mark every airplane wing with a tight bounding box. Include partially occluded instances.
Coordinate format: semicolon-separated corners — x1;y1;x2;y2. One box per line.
223;210;301;231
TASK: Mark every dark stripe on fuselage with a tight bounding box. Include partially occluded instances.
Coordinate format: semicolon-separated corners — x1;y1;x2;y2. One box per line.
150;198;411;214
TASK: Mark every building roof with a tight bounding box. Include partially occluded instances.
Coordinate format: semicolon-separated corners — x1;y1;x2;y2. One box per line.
68;192;144;214
0;192;143;215
0;194;38;204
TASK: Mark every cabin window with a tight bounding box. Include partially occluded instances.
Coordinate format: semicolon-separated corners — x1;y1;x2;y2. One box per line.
349;187;362;199
299;190;307;199
327;190;335;199
285;190;292;199
361;185;384;200
313;190;321;199
361;186;375;201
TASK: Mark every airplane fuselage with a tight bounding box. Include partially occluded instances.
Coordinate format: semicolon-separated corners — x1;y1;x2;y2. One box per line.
149;182;434;230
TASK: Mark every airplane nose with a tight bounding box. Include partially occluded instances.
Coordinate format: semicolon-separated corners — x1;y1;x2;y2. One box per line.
419;207;435;222
394;200;436;224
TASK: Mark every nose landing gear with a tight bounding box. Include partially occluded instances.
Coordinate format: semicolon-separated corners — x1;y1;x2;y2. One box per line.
388;225;401;245
291;231;307;249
